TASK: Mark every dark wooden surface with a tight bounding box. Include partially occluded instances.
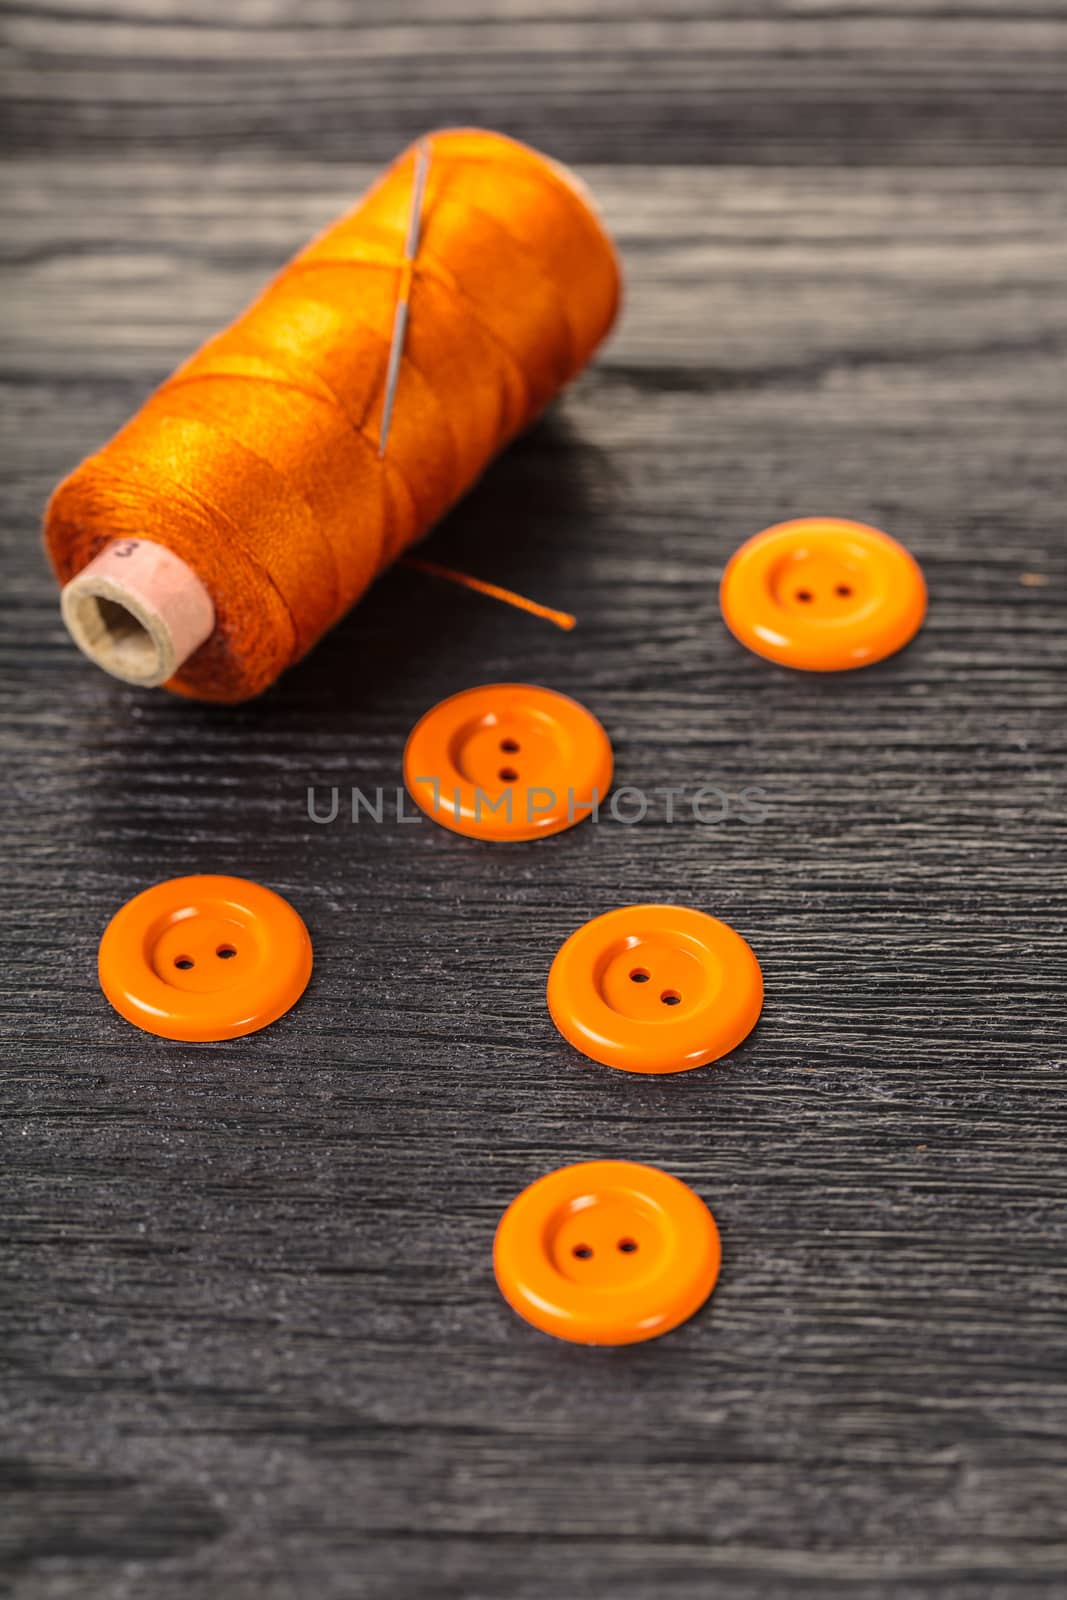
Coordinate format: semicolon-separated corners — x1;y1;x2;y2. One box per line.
2;4;1066;1597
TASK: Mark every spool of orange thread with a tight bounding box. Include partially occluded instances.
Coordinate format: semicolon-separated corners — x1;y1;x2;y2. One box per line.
45;129;621;702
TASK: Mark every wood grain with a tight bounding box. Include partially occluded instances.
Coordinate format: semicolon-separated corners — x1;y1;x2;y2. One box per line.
2;4;1066;1597
4;0;1067;167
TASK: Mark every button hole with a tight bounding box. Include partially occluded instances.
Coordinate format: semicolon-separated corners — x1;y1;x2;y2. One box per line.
174;956;194;971
499;767;518;782
572;1244;593;1260
618;1238;639;1254
795;589;814;603
216;945;237;960
500;738;520;754
835;583;853;597
629;968;650;983
660;989;681;1006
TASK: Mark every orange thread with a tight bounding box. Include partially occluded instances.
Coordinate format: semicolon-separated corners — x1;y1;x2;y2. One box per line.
43;129;621;702
403;558;576;631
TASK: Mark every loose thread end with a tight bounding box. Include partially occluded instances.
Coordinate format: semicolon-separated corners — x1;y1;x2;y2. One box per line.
404;558;577;631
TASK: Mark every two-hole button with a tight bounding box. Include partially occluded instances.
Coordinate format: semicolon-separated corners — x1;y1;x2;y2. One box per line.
494;1160;722;1345
547;904;763;1074
720;517;927;671
403;683;612;841
98;874;312;1041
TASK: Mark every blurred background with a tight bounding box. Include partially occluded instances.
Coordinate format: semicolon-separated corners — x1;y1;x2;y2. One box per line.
4;0;1065;166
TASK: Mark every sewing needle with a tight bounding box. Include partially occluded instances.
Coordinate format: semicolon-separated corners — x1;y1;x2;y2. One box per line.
378;138;431;458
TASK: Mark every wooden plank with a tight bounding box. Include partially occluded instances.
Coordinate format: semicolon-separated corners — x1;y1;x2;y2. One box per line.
4;1;1067;165
2;7;1066;1597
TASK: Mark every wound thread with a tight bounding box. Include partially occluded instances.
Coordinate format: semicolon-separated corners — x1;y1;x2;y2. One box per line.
44;128;621;702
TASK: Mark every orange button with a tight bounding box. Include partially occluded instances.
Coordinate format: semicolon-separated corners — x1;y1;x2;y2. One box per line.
494;1160;721;1345
720;517;927;671
98;874;312;1041
403;683;613;841
547;904;762;1074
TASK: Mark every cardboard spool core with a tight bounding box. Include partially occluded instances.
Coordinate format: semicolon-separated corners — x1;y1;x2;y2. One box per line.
60;540;216;688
